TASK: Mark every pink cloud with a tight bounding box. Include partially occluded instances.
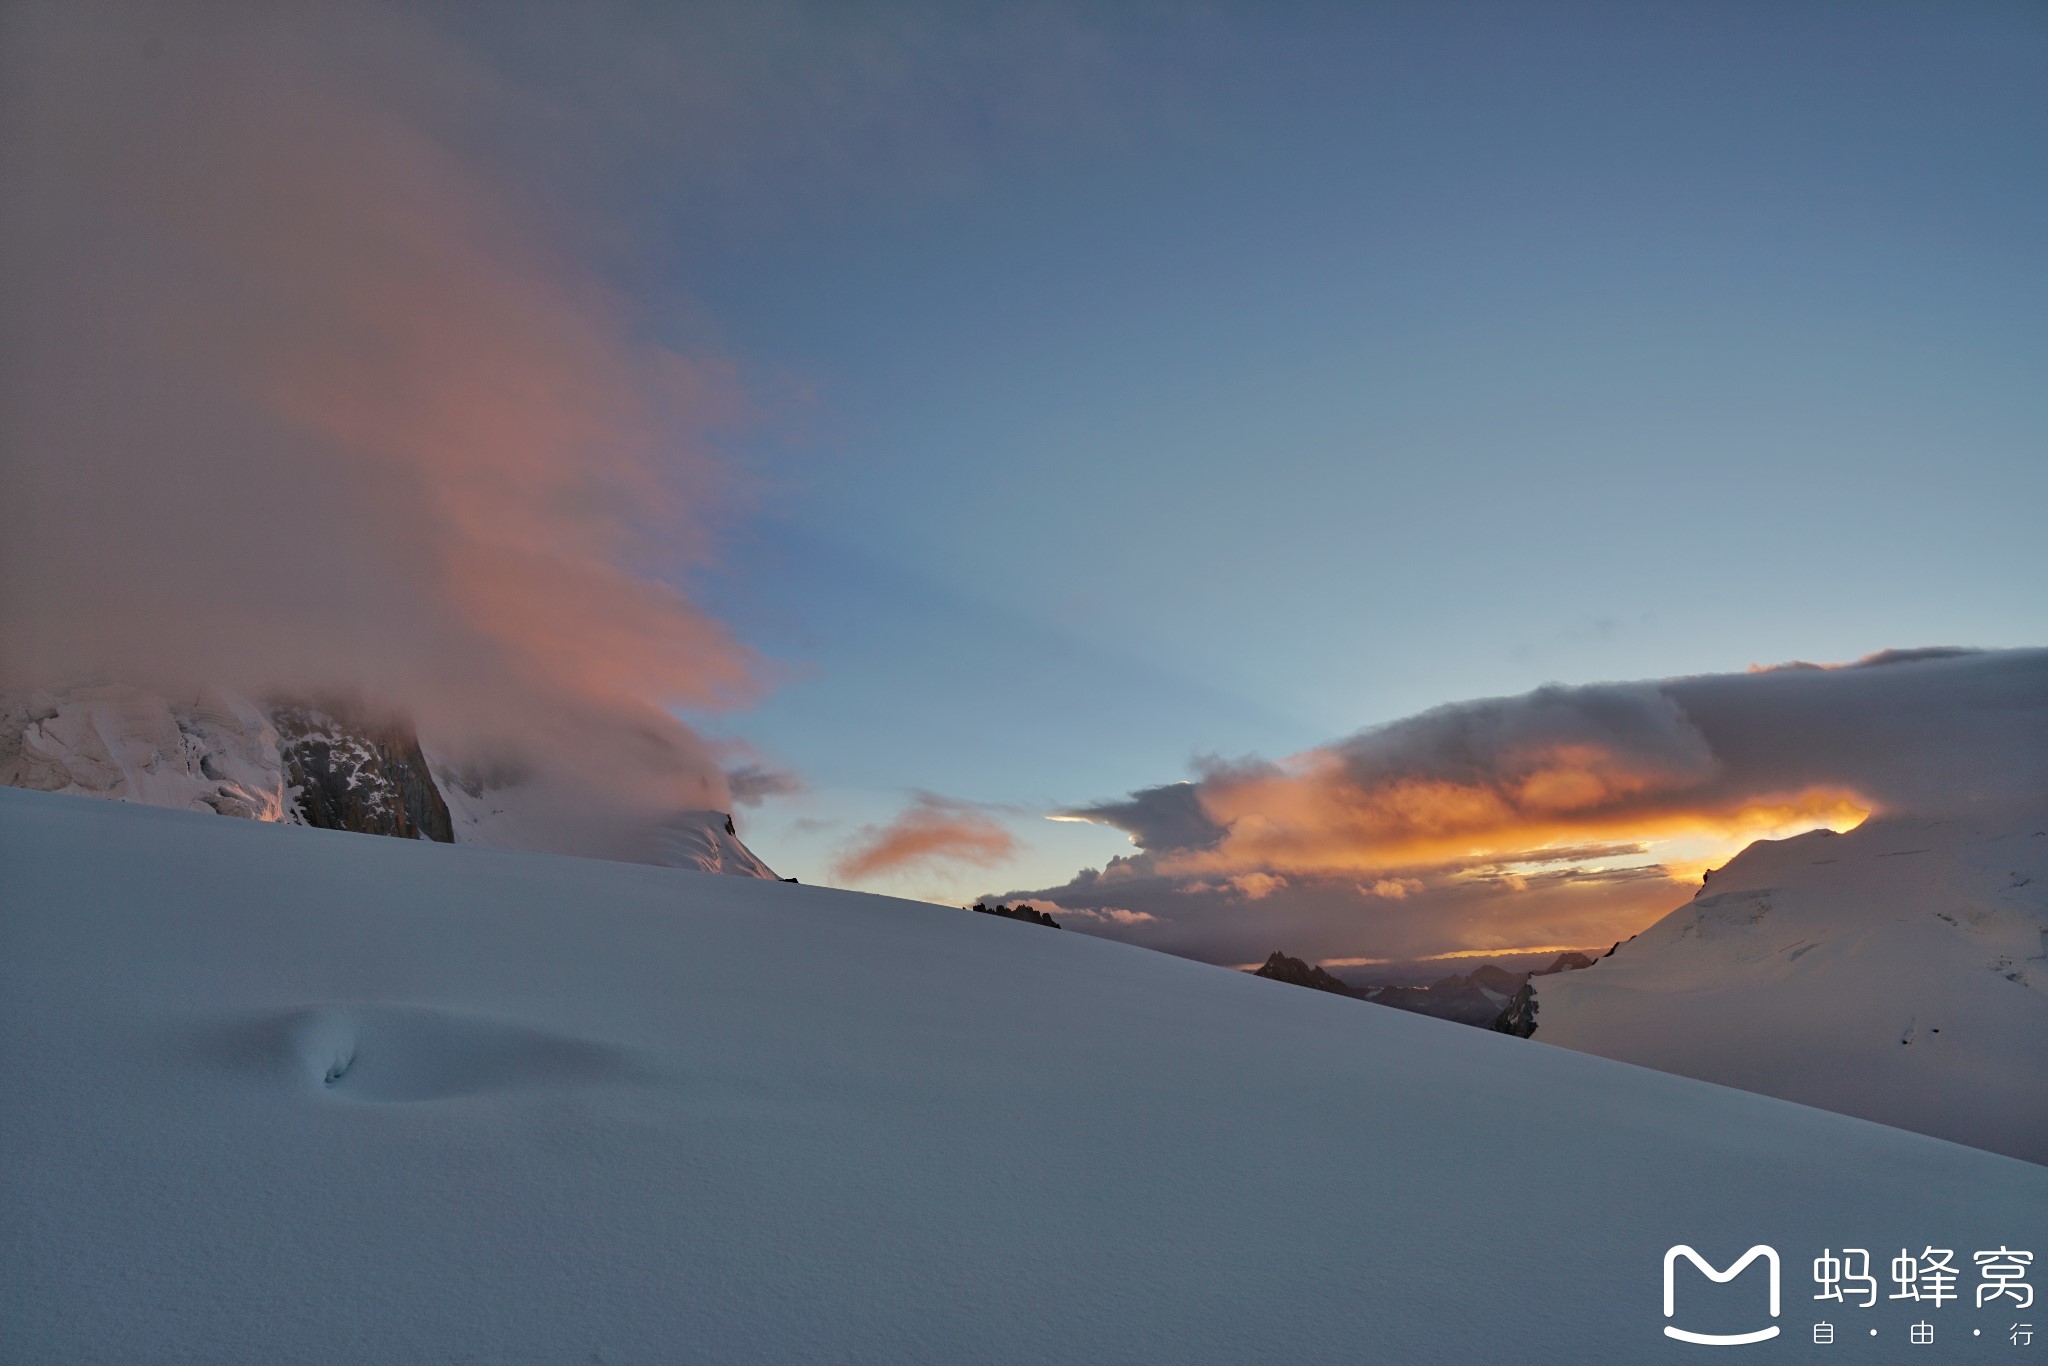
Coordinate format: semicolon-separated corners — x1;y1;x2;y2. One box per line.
834;795;1020;884
0;6;763;807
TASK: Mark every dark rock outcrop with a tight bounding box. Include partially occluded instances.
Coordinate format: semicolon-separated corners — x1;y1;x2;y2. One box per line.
971;902;1060;929
1251;951;1352;994
272;701;453;843
1488;953;1599;1036
1491;982;1538;1037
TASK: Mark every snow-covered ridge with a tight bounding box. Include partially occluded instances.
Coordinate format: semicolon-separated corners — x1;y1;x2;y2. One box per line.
0;683;777;879
0;684;293;820
3;787;2040;1364
1532;802;2048;1164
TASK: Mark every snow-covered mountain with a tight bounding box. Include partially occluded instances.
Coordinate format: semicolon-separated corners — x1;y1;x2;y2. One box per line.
0;683;777;879
438;758;780;879
3;787;2040;1363
1532;803;2048;1165
0;683;295;820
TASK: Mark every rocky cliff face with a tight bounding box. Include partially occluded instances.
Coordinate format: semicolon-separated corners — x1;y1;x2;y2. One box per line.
271;701;453;842
1491;983;1538;1037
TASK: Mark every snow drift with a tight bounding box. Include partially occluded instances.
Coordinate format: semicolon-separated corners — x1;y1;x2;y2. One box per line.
1532;802;2048;1165
2;787;2040;1363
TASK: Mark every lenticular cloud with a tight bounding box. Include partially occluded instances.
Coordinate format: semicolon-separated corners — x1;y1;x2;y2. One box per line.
1017;648;2048;963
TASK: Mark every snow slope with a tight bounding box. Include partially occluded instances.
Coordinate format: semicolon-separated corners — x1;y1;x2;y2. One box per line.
1534;804;2048;1165
3;787;2041;1364
439;765;779;878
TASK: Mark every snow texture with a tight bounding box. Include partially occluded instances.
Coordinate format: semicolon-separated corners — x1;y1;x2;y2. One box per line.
0;683;291;819
439;765;779;879
3;787;2040;1364
1535;802;2048;1164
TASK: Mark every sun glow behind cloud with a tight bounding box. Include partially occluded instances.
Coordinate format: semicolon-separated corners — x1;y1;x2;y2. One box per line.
999;650;2045;965
1164;777;1871;886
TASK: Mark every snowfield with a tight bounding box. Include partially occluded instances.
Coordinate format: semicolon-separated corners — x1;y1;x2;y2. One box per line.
1534;804;2048;1165
3;788;2042;1364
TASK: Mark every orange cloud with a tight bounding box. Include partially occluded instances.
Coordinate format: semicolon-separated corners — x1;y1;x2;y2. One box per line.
0;7;761;808
834;796;1020;884
1172;766;1869;882
1006;649;2048;966
1153;681;1871;882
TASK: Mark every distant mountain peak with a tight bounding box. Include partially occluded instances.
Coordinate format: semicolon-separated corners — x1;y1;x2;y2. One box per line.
1252;951;1351;994
1532;804;2048;1163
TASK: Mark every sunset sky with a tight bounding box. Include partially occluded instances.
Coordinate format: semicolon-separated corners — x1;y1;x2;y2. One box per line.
6;2;2044;965
657;3;2048;931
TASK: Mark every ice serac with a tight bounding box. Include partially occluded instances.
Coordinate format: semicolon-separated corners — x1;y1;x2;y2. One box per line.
1532;803;2048;1164
0;684;291;820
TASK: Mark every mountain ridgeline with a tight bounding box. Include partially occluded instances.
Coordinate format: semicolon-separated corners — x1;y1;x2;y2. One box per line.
970;902;1061;929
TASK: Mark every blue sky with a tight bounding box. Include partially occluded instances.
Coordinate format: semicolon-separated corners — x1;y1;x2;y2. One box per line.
13;1;2042;954
605;2;2048;899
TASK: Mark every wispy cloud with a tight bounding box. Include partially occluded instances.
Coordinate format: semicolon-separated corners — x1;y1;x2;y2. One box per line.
0;3;761;808
833;794;1019;884
725;764;805;807
1013;900;1159;927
